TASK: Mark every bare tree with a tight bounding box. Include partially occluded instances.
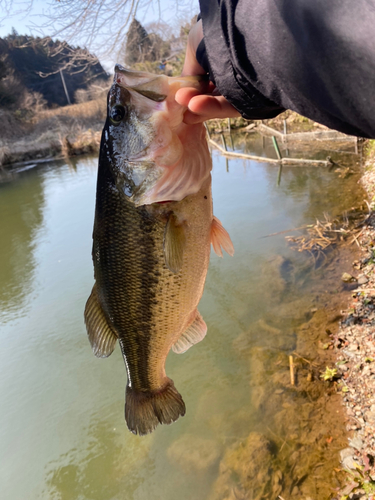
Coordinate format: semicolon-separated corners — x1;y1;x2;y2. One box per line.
0;0;198;62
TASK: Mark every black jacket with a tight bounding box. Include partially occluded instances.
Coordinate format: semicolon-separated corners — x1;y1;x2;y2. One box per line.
198;0;375;138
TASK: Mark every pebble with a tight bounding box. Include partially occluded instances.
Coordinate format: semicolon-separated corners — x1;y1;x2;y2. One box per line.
348;343;359;351
364;411;375;424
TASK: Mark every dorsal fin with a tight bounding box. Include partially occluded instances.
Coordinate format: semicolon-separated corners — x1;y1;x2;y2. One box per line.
211;216;234;257
84;284;118;358
163;213;186;273
172;310;207;354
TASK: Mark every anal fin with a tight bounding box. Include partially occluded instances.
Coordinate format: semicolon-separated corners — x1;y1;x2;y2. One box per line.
211;216;234;257
172;310;207;354
84;283;118;358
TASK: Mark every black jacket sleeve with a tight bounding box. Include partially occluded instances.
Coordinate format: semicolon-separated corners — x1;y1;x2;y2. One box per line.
198;0;375;138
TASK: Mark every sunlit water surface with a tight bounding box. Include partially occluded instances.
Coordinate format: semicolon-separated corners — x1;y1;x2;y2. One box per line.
0;135;364;499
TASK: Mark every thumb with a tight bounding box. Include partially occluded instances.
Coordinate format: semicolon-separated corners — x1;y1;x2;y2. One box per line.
181;20;206;77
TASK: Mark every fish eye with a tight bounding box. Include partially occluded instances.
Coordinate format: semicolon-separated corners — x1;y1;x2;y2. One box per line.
110;104;126;125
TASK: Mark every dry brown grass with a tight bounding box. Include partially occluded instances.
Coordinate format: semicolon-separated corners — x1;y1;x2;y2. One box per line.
37;98;106;122
61;129;101;157
285;207;369;267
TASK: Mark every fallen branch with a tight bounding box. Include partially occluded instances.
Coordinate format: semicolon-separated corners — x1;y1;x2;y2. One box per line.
260;225;310;238
292;351;319;367
258;123;355;142
208;139;330;166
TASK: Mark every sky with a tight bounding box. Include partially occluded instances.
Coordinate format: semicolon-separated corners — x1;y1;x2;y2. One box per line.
0;0;199;69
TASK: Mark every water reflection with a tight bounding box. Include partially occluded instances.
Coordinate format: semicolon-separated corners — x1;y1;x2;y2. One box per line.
0;168;45;321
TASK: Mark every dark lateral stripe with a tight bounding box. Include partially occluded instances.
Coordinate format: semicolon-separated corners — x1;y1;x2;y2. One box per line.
94;175;161;390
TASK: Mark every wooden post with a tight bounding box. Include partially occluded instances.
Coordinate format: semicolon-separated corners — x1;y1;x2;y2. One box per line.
59;68;71;105
283;119;289;156
220;133;228;151
272;136;282;160
272;136;283;185
228;125;234;150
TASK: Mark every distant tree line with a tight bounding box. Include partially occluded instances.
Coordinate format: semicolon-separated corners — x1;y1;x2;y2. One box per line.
0;31;107;110
123;17;197;75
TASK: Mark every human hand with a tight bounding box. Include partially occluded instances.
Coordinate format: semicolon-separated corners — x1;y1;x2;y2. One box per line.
175;20;240;124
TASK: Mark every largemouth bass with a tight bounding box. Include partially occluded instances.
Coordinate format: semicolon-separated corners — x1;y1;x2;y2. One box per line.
84;65;234;435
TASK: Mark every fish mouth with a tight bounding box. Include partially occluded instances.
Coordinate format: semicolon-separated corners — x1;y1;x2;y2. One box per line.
114;64;168;102
114;64;208;102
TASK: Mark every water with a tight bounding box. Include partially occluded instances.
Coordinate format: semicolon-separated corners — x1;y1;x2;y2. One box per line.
0;135;363;500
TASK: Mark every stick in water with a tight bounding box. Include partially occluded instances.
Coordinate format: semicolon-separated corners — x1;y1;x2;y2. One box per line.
289;355;295;385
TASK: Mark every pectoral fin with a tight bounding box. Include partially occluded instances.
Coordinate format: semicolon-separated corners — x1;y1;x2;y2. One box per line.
84;284;118;358
172;310;207;354
211;216;234;257
163;213;186;273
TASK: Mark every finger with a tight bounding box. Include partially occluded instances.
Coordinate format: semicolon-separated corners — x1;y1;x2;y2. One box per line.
182;109;209;125
175;87;202;107
181;52;206;77
187;95;241;119
181;20;205;77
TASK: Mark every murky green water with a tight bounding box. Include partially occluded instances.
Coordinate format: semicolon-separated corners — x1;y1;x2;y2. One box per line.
0;135;364;500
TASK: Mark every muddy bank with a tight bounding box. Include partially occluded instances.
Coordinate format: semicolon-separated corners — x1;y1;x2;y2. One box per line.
0;99;105;167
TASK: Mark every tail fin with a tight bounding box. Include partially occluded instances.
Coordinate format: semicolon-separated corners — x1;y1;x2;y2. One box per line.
125;379;185;436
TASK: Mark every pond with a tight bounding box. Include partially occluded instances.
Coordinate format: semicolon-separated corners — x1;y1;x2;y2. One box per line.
0;133;364;499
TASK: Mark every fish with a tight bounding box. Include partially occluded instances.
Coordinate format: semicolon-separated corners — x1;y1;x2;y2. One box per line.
84;65;234;436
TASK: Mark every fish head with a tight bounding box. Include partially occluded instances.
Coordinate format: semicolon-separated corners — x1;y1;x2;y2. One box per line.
101;65;212;206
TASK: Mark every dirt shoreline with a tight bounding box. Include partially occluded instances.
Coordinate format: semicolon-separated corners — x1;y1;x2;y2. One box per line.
333;150;375;500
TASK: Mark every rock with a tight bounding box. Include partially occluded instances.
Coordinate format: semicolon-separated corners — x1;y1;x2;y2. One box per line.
341;272;356;283
349;436;364;450
357;274;369;285
167;435;220;472
340;448;357;470
340;447;355;461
